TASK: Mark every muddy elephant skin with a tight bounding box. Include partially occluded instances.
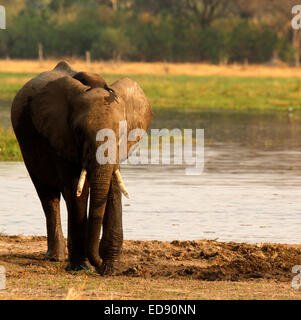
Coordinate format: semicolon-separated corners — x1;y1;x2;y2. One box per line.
11;61;153;274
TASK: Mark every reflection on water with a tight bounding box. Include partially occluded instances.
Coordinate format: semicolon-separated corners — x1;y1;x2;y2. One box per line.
153;108;301;150
1;103;301;243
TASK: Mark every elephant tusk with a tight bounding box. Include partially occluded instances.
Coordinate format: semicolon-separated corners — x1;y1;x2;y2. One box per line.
77;169;87;197
115;169;130;199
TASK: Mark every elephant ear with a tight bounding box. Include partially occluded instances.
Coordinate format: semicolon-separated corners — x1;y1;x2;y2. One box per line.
111;78;153;130
30;76;90;160
110;78;153;161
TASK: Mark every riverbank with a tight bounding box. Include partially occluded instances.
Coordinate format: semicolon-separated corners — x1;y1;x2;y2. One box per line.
2;72;301;161
2;63;301;112
0;235;300;300
0;129;21;161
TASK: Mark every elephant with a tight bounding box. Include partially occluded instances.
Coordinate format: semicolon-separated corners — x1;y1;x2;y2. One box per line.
11;61;153;275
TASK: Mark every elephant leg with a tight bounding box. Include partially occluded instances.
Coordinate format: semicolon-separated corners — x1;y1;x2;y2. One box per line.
63;180;90;271
37;189;66;261
98;175;123;275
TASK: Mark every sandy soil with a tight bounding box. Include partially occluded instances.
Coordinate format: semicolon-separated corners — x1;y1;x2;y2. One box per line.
0;235;301;300
0;59;301;77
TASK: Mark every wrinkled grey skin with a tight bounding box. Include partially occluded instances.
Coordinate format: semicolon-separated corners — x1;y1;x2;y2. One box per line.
11;61;153;274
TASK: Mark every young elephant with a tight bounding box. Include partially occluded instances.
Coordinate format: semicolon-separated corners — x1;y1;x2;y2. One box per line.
11;61;153;275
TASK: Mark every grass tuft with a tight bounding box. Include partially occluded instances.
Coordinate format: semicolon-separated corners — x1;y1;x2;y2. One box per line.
0;128;22;161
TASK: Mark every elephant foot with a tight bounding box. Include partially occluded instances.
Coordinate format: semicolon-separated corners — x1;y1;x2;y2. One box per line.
97;261;119;276
44;248;66;262
66;260;91;272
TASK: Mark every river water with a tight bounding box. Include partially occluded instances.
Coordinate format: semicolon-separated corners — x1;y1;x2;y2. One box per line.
1;102;301;243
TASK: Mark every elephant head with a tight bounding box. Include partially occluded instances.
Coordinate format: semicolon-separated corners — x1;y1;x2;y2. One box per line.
30;73;153;270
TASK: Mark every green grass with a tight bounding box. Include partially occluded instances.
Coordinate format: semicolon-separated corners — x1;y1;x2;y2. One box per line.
103;74;301;112
0;128;22;161
0;83;25;101
1;72;301;161
0;72;36;79
1;72;301;111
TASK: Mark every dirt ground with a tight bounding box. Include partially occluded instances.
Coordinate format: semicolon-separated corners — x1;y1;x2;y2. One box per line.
0;235;301;300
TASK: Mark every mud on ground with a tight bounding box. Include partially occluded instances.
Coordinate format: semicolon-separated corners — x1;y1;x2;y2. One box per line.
0;235;300;282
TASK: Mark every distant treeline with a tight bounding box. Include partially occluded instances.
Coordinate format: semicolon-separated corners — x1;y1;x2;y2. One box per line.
0;0;299;64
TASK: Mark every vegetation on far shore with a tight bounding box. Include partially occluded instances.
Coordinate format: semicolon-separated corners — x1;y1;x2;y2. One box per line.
1;69;301;161
0;0;298;66
0;128;22;161
2;71;301;111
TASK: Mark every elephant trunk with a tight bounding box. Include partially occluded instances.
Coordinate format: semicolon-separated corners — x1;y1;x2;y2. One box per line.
87;163;114;271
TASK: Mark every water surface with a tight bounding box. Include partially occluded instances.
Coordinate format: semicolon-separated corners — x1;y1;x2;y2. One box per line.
1;103;301;243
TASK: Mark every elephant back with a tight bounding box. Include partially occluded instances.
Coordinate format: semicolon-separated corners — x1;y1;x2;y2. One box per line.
11;61;77;130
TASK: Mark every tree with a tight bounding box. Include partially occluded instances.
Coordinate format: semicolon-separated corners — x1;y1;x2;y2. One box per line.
237;0;300;65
